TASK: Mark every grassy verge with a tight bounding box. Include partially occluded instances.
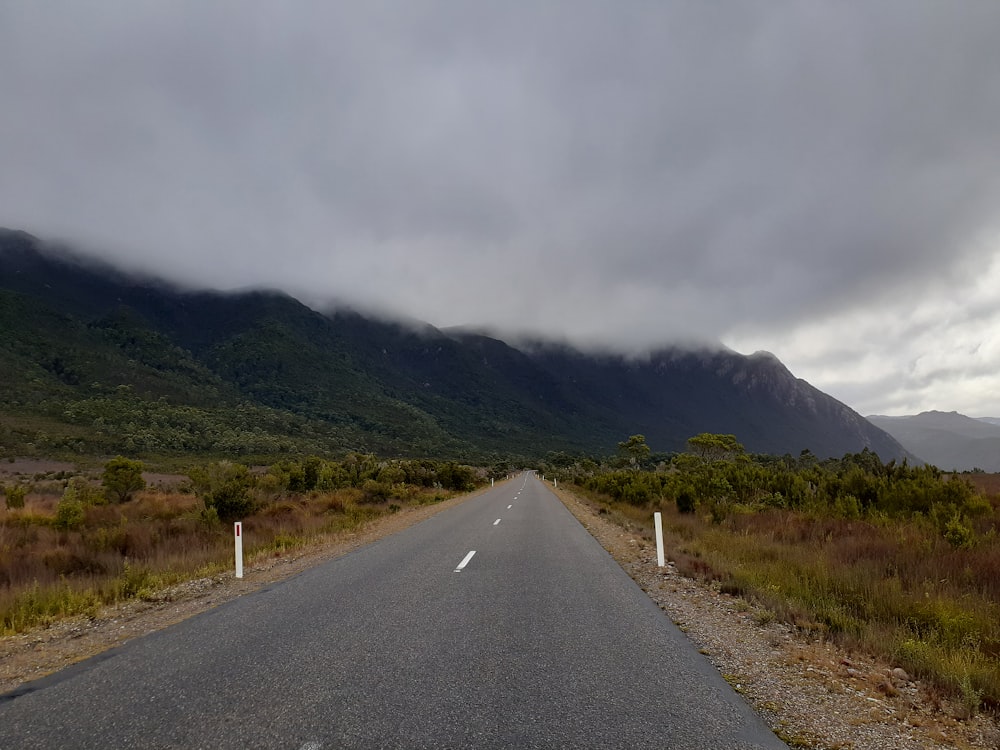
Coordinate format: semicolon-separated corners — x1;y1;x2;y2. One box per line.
570;484;1000;717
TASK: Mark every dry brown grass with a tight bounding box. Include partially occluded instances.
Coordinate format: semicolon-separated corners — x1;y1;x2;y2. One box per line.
0;484;452;635
963;473;1000;504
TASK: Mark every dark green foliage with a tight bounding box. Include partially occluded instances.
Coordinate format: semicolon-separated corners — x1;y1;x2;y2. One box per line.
301;456;323;491
263;456;484;499
686;433;744;461
101;456;146;503
53;391;340;456
189;462;254;522
377;464;407;485
360;479;391;503
570;435;991;545
617;434;652;469
435;462;478;492
676;489;696;514
586;470;663;505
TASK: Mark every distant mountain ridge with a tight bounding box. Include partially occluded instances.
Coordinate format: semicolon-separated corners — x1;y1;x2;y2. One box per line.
868;411;1000;471
0;228;908;460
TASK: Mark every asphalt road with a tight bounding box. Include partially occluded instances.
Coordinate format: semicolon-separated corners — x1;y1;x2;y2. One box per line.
0;473;786;749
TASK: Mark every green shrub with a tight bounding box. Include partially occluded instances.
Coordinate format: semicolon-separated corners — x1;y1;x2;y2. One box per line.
54;496;85;530
4;483;26;509
102;456;146;503
436;462;478;492
943;512;975;549
255;473;283;502
113;561;155;601
360;479;390;503
676;490;696;514
960;673;983;717
833;493;862;520
63;477;106;506
190;462;254;522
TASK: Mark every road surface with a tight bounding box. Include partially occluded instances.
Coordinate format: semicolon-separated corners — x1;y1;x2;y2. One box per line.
0;473;785;749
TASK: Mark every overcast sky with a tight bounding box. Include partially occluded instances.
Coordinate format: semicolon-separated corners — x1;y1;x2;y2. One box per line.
2;2;1000;417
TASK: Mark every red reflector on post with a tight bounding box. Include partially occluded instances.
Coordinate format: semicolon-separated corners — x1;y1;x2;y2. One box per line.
234;522;244;578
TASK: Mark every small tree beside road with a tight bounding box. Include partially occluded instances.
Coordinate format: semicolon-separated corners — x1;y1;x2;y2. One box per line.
102;456;146;503
618;434;652;469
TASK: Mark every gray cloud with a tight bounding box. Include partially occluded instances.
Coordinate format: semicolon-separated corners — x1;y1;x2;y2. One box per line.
3;1;1000;413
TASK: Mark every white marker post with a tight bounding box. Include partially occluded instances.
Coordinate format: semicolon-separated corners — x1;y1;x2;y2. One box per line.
554;478;558;488
653;512;665;567
491;478;494;487
234;521;244;578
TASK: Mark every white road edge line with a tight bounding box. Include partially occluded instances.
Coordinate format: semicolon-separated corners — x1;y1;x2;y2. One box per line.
454;550;476;572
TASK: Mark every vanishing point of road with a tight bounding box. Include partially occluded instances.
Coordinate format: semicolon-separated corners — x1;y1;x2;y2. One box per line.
0;473;786;749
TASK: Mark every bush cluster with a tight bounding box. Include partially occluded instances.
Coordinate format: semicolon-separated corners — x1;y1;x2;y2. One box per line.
3;483;26;509
186;455;483;522
567;443;988;546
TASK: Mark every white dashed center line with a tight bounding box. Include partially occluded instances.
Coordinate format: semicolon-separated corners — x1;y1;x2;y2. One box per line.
493;518;501;526
454;550;476;572
507;504;512;509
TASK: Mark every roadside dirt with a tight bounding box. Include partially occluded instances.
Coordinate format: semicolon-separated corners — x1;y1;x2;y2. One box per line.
0;459;79;478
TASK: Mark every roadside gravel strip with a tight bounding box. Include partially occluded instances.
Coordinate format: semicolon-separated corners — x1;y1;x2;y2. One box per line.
548;484;1000;750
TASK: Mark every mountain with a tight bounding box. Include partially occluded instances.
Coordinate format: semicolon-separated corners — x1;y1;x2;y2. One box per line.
868;411;1000;471
0;228;908;461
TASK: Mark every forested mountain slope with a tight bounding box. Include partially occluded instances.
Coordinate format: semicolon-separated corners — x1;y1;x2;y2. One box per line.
0;228;907;461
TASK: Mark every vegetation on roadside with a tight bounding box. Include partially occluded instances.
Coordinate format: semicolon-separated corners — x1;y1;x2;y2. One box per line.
0;454;485;635
6;426;999;720
540;434;1000;716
